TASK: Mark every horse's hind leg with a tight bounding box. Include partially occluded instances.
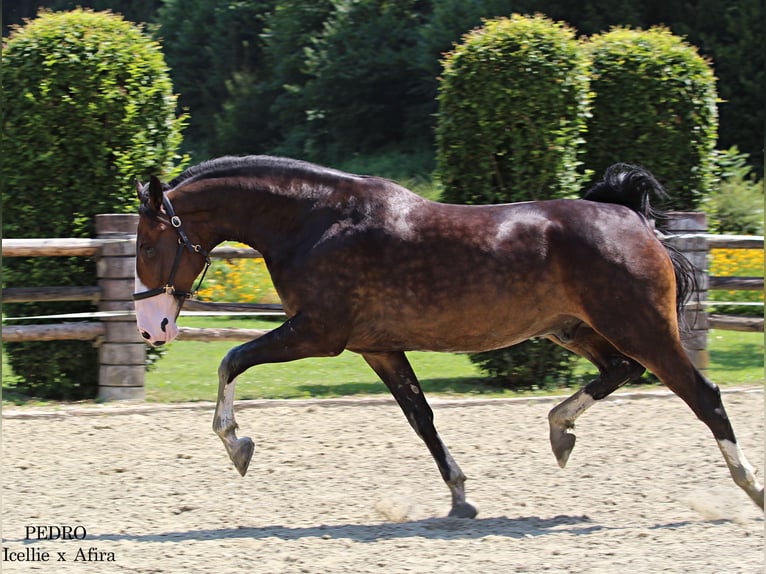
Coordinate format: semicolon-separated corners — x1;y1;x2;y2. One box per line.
644;345;764;508
583;308;764;508
547;326;645;467
362;351;477;518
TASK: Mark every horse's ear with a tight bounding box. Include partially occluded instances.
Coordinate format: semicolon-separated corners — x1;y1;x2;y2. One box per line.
135;180;144;201
148;176;164;211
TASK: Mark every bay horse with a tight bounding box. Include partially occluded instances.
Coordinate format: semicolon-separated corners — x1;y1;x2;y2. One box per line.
134;156;763;517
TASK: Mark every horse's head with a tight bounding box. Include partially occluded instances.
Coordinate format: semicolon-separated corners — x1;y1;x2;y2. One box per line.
134;176;210;346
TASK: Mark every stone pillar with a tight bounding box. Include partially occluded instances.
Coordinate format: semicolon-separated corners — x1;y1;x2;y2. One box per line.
661;212;708;371
96;214;145;400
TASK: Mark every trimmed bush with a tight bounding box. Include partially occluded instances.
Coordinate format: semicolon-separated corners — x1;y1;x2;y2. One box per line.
2;8;186;399
469;338;582;391
435;14;590;389
583;26;718;210
436;13;591;204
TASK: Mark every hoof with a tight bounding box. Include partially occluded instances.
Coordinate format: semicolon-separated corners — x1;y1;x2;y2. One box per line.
550;427;576;468
448;500;478;519
751;487;764;510
229;436;255;477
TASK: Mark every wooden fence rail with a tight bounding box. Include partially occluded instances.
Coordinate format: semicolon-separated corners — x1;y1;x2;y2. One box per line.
2;285;102;303
2;322;105;342
708;314;763;333
2;213;763;399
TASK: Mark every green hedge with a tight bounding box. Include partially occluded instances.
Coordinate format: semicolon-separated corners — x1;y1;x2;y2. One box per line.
1;9;186;399
583;26;718;210
434;18;720;388
435;14;589;389
436;13;591;204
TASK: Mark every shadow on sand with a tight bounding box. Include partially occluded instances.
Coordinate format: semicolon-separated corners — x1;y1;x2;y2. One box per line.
58;514;714;545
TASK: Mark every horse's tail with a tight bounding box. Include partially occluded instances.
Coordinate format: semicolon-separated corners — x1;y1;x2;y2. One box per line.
582;163;697;326
582;163;668;219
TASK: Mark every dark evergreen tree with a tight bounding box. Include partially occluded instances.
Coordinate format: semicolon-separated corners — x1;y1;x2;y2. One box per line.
157;0;275;159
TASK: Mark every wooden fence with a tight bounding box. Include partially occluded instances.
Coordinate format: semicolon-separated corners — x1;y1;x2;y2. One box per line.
2;213;763;400
660;213;763;370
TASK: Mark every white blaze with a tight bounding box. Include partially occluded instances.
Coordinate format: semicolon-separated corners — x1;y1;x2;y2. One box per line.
134;271;180;345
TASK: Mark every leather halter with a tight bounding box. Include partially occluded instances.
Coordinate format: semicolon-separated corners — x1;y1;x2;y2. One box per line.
133;193;211;302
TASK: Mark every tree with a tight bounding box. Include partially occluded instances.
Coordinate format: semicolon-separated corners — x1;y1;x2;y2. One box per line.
157;0;275;158
670;0;764;176
1;8;186;398
298;0;432;163
258;0;336;158
5;1;763;177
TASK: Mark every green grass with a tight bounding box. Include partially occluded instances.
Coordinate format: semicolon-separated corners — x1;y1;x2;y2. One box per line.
136;319;766;401
707;330;765;384
141;321;763;402
3;316;763;405
143;318;499;402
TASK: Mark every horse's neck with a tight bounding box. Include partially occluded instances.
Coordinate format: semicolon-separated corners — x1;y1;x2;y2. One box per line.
173;177;319;260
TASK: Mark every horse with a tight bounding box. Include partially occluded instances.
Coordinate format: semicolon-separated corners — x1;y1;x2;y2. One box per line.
133;156;763;517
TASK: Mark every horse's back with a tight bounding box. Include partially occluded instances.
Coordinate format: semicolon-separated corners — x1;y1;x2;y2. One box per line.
323;192;666;353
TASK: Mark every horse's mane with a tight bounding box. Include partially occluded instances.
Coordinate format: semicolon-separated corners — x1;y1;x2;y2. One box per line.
169;155;357;189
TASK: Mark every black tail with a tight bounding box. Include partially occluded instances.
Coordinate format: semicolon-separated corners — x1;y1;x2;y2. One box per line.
582;163;668;219
583;163;698;325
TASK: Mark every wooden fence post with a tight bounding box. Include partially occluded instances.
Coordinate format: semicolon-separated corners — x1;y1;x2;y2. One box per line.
96;214;144;400
661;212;708;371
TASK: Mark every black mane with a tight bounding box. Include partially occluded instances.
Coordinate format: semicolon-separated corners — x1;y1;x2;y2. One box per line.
139;156;370;219
169;155;357;189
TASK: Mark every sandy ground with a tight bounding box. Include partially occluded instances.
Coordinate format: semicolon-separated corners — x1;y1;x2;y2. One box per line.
2;388;763;573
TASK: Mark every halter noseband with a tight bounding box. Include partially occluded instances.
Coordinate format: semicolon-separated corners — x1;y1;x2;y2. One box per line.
133;193;212;302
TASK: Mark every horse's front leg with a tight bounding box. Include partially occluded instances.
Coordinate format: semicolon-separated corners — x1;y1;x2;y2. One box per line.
213;365;255;476
362;351;477;519
212;314;344;476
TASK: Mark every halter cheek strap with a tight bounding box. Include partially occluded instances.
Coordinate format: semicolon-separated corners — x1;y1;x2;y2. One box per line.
133;194;212;302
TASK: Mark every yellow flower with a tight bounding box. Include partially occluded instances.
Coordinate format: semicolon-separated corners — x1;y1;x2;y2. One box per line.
709;247;764;304
197;244;279;304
